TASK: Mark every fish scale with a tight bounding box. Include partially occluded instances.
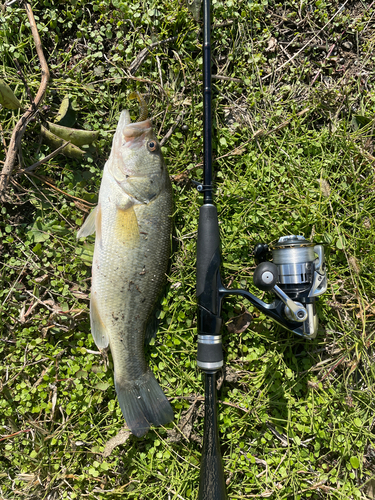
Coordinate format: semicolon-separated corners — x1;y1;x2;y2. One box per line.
78;106;173;437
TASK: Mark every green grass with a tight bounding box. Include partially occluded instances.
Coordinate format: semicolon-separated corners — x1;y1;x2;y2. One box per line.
1;0;375;499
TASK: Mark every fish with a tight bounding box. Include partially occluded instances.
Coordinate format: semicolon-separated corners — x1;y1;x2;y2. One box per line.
77;93;174;437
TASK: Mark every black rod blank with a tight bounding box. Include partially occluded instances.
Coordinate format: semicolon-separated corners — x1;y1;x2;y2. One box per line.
198;373;227;500
203;0;213;204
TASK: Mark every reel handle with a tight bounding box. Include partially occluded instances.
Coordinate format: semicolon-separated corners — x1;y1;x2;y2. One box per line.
253;261;308;322
253;261;278;290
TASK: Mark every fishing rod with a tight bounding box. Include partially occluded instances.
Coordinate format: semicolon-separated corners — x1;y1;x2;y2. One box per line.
195;0;328;497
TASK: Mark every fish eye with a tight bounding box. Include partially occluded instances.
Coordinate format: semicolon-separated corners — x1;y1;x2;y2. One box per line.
147;140;157;152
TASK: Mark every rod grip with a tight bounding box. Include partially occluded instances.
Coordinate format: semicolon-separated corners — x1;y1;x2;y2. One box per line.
196;204;223;369
196;204;220;312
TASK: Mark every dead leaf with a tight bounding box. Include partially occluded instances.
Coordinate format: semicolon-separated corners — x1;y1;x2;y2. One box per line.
225;366;239;383
216;367;224;390
171;171;191;186
19;303;26;323
227;309;252;334
71;309;87;318
252;129;265;138
102;428;131;457
50;384;58;418
73;200;91;212
364;479;375;499
265;37;277;52
70;287;89;300
217;366;240;389
34;274;49;284
320;179;331;197
16;473;37;483
43;299;56;307
167;400;200;443
307;381;319;390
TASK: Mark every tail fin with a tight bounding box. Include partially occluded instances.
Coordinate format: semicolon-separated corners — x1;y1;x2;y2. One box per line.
115;370;174;437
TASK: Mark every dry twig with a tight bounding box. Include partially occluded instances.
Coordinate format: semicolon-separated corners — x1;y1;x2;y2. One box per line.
27;172;96;207
0;2;50;201
129;35;179;75
16;141;71;174
160;113;184;146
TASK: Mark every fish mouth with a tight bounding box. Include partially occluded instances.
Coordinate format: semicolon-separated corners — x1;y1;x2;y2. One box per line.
123;119;152;150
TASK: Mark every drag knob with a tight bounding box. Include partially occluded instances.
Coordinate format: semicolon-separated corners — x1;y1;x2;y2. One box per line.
253;262;278;291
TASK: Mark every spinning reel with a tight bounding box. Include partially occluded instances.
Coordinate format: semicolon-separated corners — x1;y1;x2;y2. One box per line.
252;235;327;339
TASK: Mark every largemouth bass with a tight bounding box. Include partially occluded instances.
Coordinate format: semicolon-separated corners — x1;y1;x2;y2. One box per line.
77;96;174;437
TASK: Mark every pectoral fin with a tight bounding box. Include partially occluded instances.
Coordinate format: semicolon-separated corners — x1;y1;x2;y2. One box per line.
115;205;140;246
96;204;102;246
77;206;98;239
90;293;109;348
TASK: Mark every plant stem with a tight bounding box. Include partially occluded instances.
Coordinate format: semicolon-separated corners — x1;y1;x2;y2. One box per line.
0;2;50;201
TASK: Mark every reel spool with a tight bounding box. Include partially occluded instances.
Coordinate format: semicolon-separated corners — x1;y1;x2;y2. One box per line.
253;235;327;339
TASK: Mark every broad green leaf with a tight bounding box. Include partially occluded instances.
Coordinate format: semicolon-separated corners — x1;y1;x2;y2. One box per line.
28;221;51;243
41;125;86;159
88;467;100;477
95;381;110;391
0;79;22;109
54;95;77;127
75;243;94;266
336;235;345;249
46;121;98;147
350;456;360;469
28;229;50;243
354;417;362;427
354;115;371;127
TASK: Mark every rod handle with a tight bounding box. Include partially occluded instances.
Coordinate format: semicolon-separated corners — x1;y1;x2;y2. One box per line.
196;204;220;310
